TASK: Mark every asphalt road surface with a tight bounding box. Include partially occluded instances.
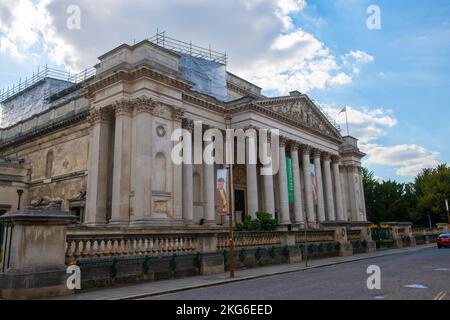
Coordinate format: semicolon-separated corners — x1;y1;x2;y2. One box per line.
143;246;450;300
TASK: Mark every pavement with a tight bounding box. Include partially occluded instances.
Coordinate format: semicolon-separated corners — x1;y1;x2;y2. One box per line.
52;243;443;300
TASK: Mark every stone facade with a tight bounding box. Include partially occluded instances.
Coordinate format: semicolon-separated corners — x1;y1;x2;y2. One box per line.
0;39;368;230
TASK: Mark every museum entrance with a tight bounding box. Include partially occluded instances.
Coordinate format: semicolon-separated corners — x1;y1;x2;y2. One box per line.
234;189;247;223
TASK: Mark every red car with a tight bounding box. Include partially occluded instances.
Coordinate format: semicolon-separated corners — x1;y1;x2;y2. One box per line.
437;233;450;248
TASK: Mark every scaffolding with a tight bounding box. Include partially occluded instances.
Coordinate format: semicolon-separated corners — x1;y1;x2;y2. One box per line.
0;66;95;128
149;31;227;65
0;66;96;103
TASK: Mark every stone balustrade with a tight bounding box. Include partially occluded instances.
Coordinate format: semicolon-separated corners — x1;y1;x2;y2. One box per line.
217;232;282;250
347;230;362;241
294;230;335;243
66;233;198;262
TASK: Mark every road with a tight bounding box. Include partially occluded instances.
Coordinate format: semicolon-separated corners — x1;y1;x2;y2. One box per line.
143;246;450;300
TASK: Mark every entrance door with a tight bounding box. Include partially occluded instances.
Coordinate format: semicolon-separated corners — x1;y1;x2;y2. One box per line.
234;189;246;223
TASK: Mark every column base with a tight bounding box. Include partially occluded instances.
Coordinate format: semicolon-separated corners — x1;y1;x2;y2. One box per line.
129;217;172;227
202;220;217;227
171;219;186;227
83;221;107;227
184;220;196;227
277;223;294;231
108;219;130;227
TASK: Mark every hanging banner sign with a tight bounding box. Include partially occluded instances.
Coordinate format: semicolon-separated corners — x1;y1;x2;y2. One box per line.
216;169;229;216
310;163;318;205
286;156;294;204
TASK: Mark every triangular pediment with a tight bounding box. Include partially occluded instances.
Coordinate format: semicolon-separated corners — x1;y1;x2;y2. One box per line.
255;96;342;140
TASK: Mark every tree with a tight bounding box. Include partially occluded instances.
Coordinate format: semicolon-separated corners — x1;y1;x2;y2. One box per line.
413;164;450;225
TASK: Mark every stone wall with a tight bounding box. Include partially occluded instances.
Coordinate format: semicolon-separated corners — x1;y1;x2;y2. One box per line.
0;121;89;211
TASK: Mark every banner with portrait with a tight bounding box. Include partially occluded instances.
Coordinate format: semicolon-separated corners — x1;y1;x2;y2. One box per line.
216;169;229;216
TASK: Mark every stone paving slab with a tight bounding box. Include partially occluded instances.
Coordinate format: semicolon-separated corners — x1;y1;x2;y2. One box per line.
50;244;436;300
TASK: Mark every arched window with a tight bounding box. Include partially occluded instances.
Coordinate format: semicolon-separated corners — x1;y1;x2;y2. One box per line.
45;150;54;178
153;152;167;192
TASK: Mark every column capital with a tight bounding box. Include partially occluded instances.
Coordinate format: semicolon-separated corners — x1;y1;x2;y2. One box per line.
279;136;289;148
331;155;341;163
132;96;156;115
322;152;332;161
290;141;300;152
182;118;195;132
172;107;185;122
88;108;114;126
312;148;323;159
113;100;134;117
300;144;312;155
242;124;258;131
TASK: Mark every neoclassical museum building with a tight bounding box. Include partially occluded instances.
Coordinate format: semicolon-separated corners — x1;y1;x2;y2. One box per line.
0;34;368;230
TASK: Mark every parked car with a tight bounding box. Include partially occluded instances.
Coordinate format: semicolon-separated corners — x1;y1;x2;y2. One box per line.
437;233;450;248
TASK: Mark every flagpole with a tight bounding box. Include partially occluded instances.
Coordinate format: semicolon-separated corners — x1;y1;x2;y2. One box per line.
345;109;350;136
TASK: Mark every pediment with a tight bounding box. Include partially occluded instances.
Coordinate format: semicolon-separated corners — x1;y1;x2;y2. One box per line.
256;96;342;140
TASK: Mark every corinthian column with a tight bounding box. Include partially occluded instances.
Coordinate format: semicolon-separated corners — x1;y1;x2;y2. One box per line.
290;142;304;223
323;153;335;221
332;155;345;221
182;119;194;225
246;128;259;219
313;149;326;222
278;137;291;225
262;135;275;217
130;97;155;226
110;101;133;226
85;107;113;226
301;145;315;224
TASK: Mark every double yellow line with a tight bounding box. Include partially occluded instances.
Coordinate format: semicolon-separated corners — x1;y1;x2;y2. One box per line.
433;291;447;300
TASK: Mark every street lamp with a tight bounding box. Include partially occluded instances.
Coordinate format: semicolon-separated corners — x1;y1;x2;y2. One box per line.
16;189;24;211
224;114;235;278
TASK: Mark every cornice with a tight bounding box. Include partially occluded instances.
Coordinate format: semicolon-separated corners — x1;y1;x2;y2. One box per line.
182;93;225;113
229;102;343;144
84;64;192;99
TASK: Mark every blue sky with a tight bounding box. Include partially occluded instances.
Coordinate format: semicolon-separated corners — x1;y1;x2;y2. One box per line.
0;0;449;182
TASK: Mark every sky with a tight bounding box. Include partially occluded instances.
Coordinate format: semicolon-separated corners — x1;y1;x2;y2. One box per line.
0;0;449;182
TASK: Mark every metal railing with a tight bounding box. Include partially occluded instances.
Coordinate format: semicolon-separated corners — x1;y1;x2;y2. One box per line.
0;66;96;103
149;31;227;65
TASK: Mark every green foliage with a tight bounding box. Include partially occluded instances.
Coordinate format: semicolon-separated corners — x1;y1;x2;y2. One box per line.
235;212;279;231
363;164;450;226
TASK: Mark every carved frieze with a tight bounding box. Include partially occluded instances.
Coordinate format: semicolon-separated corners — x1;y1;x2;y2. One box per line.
260;97;339;139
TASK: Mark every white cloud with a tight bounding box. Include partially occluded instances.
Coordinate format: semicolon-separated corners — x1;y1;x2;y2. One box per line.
0;0;373;92
323;105;397;143
237;29;374;94
323;105;440;177
341;50;374;75
363;144;440;177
